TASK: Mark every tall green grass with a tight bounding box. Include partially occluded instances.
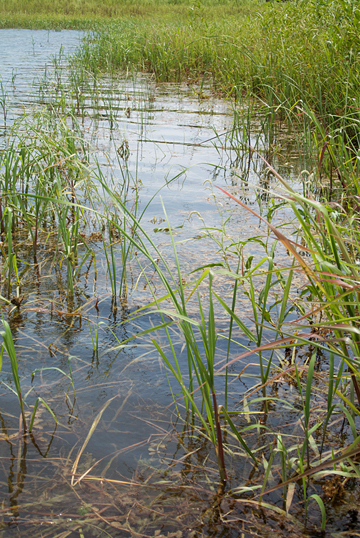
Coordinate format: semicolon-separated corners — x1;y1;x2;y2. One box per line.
74;0;360;131
0;0;258;29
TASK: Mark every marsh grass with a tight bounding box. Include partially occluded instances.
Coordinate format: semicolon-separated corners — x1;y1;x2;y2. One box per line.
0;78;8;130
0;0;257;29
0;142;358;532
98;141;360;527
72;0;360;134
1;13;360;532
97;178;360;522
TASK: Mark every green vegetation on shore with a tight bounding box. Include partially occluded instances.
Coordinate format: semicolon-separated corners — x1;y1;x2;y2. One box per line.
0;0;255;29
77;0;360;122
69;0;359;202
2;0;359;128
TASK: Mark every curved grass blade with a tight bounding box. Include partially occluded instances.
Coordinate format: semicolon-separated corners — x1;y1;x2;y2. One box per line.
29;397;59;433
0;319;27;431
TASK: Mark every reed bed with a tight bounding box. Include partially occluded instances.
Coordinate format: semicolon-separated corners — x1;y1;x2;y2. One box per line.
0;2;360;533
73;0;360;122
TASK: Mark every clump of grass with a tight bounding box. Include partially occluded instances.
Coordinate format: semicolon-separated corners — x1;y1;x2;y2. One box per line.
100;150;360;529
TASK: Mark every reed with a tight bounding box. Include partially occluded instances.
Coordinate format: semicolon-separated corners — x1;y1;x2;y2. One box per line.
92;140;360;522
0;320;27;430
0;78;8;130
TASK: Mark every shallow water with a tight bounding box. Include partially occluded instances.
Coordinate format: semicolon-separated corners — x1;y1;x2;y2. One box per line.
0;30;354;537
0;29;83;124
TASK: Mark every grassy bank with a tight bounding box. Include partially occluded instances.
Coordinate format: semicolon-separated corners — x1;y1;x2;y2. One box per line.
75;0;360;122
0;0;256;29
